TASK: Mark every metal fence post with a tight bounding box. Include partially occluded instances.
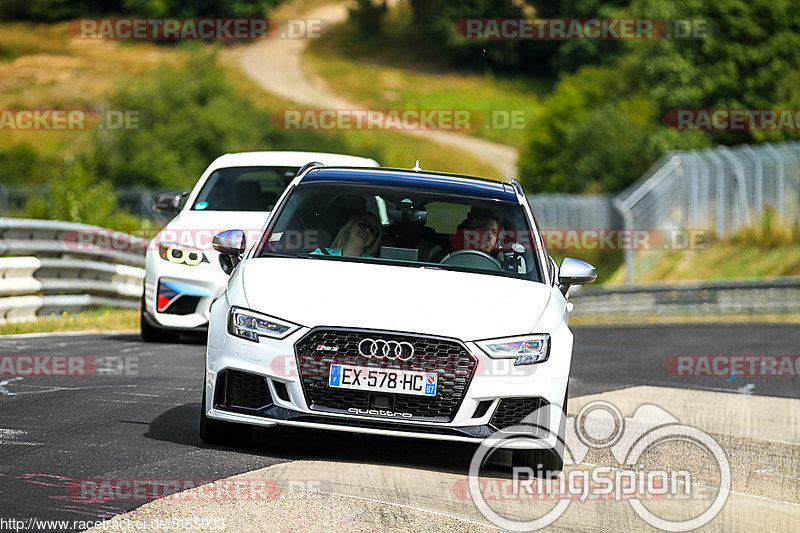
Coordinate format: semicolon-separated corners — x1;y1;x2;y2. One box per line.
0;183;7;217
741;144;763;218
703;149;727;236
764;143;785;218
614;198;635;285
719;145;752;229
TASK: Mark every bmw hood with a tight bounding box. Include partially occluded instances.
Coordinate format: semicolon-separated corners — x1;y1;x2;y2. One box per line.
155;210;270;251
238;257;552;341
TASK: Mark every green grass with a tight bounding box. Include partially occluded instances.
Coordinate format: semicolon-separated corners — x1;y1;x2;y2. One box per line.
570;312;800;326
0;308;139;335
604;242;800;284
305;9;550;151
550;249;624;285
0;20;183;183
0;20;498;185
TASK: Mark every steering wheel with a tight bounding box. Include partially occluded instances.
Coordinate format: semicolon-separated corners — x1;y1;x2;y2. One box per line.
438;249;502;271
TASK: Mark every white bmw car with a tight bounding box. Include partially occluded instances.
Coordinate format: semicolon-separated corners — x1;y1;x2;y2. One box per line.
141;151;379;342
201;165;595;471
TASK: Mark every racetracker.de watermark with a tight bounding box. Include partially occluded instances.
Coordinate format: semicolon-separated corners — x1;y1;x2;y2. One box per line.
665;355;800;377
454;18;715;40
64;228;708;253
271;109;529;131
69;18;327;40
0;355;138;377
0;109;139;131
665;109;800;131
67;478;280;502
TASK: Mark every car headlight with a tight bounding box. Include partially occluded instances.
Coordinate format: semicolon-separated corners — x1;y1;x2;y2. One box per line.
228;307;300;342
475;334;550;365
158;243;207;266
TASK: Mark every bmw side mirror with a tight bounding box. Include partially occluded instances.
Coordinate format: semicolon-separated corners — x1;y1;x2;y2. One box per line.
558;257;597;296
155;191;188;213
213;230;245;275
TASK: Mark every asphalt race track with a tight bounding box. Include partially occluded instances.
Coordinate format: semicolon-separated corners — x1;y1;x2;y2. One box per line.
1;324;798;531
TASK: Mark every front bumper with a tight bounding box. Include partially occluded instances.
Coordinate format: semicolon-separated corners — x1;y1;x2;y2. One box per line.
205;304;572;449
144;248;228;329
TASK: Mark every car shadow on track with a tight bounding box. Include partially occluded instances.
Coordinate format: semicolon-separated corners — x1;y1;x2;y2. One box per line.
146;403;495;476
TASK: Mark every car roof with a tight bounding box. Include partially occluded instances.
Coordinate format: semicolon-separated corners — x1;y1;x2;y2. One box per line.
206;151;379;171
300;167;519;202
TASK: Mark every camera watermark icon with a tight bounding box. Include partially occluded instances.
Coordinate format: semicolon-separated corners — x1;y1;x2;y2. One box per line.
468;400;730;531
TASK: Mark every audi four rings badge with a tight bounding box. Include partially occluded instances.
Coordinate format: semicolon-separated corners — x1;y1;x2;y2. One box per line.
358;338;415;360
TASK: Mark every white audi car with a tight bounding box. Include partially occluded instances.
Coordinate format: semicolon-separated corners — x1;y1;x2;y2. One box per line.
141;151;379;342
201;165;595;471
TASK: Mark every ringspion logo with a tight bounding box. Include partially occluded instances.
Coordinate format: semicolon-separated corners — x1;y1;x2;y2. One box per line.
467;401;730;531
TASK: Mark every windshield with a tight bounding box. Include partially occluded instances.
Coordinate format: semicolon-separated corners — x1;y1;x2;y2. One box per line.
256;181;543;281
191;166;300;211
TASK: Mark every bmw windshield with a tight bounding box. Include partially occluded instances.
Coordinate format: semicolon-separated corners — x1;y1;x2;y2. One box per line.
191;166;300;211
255;175;544;281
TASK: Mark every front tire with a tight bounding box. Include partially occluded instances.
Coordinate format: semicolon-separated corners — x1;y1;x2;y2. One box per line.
511;389;569;477
511;447;563;477
199;388;252;446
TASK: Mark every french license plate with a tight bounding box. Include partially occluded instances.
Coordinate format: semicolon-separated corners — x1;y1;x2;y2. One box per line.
328;364;437;397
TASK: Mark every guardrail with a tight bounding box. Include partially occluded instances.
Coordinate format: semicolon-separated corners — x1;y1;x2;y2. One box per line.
569;277;800;317
0;218;147;323
3;219;797;323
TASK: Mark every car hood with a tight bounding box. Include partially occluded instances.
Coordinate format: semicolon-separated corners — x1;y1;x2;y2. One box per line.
239;257;552;341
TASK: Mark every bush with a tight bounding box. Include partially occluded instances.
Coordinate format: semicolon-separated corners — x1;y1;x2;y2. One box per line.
0;143;50;185
122;0;282;18
1;0;284;21
93;47;270;189
518;63;680;193
408;0;532;72
520;0;800;193
348;0;388;36
0;0;123;22
19;162;148;231
732;207;800;247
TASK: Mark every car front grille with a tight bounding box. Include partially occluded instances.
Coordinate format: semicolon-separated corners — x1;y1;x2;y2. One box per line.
490;397;549;430
294;328;477;422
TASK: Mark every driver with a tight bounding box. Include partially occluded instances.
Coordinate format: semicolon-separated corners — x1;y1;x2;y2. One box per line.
449;212;502;255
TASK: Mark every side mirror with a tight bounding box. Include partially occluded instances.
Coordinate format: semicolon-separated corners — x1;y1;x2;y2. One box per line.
155;191;188;213
558;258;597;296
213;230;245;274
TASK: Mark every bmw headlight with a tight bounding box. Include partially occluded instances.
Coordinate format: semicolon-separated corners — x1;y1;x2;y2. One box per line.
158;243;207;266
475;334;550;365
228;307;300;342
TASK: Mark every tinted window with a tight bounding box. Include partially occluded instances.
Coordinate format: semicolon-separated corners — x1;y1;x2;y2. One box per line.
257;181;543;282
191;166;300;211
